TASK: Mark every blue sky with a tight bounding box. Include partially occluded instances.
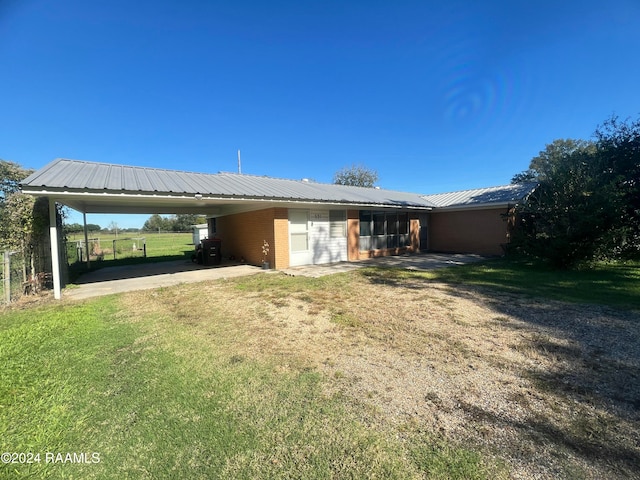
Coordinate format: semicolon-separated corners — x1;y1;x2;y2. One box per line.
2;0;639;229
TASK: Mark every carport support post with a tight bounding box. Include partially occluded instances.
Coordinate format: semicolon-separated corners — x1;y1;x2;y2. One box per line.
83;212;91;270
49;198;62;300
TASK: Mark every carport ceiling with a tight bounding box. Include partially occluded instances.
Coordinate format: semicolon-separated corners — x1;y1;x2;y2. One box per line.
20;158;436;215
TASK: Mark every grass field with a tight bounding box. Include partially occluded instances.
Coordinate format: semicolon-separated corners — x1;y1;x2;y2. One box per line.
0;287;494;479
66;232;195;281
1;259;638;478
66;231;194;261
364;258;640;310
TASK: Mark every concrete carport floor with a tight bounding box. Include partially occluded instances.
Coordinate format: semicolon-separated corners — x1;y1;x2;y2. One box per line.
64;259;262;301
64;253;487;300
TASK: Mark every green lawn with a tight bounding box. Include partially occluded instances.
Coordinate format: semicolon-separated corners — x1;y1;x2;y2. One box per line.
2;259;637;479
363;258;640;310
66;231;194;261
0;290;492;479
66;232;195;281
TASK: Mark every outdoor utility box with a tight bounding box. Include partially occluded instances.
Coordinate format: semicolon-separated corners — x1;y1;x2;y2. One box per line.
201;239;222;266
192;223;208;247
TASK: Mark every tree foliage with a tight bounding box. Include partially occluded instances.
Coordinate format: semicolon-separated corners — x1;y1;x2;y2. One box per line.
333;164;378;188
142;214;171;232
142;213;206;232
0;160;37;251
510;117;640;267
172;214;206;231
64;223;102;234
0;160;54;284
0;160;30;201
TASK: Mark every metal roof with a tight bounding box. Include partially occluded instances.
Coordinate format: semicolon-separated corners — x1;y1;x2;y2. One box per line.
20;158;436;212
421;183;537;209
20;158;536;215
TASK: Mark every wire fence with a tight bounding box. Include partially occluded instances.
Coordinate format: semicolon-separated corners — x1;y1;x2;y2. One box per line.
111;237;146;260
3;231;194;304
66;237;148;262
2;241;57;305
65;238;102;264
0;250;30;304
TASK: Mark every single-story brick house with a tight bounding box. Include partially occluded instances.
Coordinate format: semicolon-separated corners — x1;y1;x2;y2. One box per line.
20;158;536;298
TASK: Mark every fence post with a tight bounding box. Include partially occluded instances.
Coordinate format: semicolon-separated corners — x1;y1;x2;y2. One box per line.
3;251;10;304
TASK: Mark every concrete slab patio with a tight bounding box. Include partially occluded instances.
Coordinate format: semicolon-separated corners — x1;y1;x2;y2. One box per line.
282;253;486;278
64;260;262;300
64;253;487;300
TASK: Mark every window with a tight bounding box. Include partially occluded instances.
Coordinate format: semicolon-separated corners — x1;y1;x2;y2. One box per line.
359;211;371;237
387;213;398;235
358;210;410;251
398;213;408;234
330;210;346;238
373;212;385;236
289;210;309;252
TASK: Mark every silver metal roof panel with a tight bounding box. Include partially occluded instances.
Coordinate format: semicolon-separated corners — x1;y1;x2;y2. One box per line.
21;158;435;208
21;158;536;212
422;183;537;208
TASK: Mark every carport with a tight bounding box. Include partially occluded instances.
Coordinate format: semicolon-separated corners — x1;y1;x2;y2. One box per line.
20;158;438;299
20;159;240;299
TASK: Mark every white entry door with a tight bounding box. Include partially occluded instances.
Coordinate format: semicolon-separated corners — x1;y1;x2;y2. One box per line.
289;209;312;266
310;209;347;264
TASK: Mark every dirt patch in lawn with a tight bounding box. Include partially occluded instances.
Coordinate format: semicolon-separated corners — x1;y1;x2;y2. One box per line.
121;270;640;479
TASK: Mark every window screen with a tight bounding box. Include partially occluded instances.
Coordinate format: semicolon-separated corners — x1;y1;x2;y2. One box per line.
329;210;346;238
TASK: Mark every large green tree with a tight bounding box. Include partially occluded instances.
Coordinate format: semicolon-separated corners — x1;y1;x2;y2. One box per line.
0;160;36;250
0;160;52;285
593;116;640;258
142;213;206;232
142;214;172;232
333;164;378;187
171;214;206;231
511;117;640;267
0;159;31;202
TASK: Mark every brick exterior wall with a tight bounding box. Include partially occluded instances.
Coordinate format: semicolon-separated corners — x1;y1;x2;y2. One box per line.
214;208;276;267
212;207;290;269
347;210;360;261
410;215;420;251
212;206;509;269
272;208;290;269
428;207;508;255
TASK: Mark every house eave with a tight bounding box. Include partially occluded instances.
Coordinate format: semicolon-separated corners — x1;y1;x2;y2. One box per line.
20;187;434;215
430;202;518;213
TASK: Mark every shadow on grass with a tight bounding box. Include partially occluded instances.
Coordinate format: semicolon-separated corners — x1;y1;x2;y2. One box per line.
459;399;640;476
358;260;640;475
360;259;640;309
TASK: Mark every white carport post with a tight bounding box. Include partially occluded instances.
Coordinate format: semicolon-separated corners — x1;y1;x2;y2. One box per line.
49;197;62;300
83;212;91;270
